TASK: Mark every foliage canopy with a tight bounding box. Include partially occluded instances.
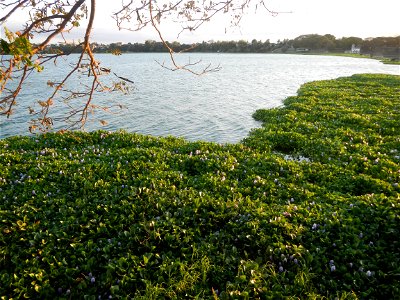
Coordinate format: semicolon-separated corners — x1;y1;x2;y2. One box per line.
1;74;399;298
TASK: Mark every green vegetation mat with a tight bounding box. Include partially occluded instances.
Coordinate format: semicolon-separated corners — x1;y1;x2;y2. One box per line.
1;74;399;299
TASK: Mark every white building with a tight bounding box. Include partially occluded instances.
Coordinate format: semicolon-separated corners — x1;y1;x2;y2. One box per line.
351;44;361;54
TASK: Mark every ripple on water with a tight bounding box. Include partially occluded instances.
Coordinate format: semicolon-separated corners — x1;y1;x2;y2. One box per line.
1;53;399;142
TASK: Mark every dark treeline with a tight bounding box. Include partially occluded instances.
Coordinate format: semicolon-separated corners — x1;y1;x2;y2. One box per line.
44;34;400;59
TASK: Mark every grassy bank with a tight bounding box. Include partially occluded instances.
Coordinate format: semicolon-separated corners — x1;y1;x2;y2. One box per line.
1;74;399;299
303;52;400;65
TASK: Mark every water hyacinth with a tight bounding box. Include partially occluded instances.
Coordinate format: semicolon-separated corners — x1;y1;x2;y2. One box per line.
1;74;399;298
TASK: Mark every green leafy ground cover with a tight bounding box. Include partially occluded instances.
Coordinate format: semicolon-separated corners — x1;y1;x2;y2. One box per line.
1;74;399;299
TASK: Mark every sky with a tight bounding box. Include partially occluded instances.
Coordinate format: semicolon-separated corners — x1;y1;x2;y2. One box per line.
2;0;400;43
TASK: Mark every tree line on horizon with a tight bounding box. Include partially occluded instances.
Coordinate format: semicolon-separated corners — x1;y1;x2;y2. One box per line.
43;34;400;58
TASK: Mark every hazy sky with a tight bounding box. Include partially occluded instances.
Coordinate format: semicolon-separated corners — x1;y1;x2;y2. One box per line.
3;0;400;43
89;0;400;43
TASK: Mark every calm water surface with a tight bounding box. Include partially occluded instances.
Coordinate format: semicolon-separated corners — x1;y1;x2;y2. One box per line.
1;53;399;143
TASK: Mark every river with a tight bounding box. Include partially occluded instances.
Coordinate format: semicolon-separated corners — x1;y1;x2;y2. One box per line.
1;53;399;143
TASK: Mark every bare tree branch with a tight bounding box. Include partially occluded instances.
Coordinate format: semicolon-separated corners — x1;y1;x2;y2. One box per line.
0;0;29;23
1;0;282;133
33;0;86;53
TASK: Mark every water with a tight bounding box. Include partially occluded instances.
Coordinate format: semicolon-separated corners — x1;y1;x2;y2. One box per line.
1;53;399;143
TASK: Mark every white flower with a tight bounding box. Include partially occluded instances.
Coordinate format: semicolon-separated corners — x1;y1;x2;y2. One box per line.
278;266;284;272
366;270;372;277
330;265;336;272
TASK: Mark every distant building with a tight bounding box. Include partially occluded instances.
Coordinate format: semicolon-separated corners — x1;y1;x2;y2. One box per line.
296;48;309;53
351;44;361;54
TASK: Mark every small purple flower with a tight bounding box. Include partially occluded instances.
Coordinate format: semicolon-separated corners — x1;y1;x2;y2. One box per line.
294;258;298;264
312;223;318;230
278;266;284;272
366;270;372;277
330;265;336;272
91;277;95;283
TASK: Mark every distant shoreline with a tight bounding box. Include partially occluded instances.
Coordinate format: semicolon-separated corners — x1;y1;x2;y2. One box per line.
38;34;399;63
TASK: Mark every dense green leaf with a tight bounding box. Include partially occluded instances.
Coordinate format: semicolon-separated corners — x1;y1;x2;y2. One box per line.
1;74;399;298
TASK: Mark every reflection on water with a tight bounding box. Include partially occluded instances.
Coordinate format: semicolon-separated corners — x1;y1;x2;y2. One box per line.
1;53;399;143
